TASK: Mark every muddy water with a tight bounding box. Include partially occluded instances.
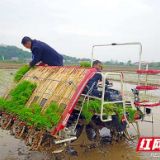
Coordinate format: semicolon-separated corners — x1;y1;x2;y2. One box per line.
0;69;16;97
0;128;147;160
0;70;160;160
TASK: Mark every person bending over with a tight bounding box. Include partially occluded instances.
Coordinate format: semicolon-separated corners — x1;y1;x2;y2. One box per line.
21;36;63;67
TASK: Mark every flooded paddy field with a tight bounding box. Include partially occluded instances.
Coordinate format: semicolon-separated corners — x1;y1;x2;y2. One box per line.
0;63;25;69
0;69;17;97
0;69;160;160
107;72;160;86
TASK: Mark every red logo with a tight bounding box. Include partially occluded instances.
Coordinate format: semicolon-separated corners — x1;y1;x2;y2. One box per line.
137;137;160;151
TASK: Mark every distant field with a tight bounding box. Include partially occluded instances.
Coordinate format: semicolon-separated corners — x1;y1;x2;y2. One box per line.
103;65;160;72
1;62;160;71
0;62;26;69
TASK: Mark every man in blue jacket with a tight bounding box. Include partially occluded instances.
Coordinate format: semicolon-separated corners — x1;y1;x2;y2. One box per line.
21;36;63;67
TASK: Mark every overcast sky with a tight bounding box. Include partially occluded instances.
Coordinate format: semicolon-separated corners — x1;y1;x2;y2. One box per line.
0;0;160;62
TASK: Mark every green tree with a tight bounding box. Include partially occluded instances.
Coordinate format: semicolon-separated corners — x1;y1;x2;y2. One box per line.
127;60;132;66
119;62;124;66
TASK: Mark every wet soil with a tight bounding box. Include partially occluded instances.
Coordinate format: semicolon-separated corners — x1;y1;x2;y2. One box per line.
0;128;146;160
0;126;157;160
0;69;160;160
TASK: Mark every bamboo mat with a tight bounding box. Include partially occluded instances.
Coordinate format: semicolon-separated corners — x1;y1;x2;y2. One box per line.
3;66;95;113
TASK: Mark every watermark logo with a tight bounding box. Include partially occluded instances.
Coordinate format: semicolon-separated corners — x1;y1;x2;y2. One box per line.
137;137;160;151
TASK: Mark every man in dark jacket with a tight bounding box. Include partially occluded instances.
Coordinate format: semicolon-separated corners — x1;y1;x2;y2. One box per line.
21;36;63;67
85;60;112;100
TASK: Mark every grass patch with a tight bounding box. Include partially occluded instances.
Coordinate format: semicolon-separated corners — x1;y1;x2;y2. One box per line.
80;62;91;67
81;99;139;123
10;80;37;104
0;80;64;130
14;65;31;82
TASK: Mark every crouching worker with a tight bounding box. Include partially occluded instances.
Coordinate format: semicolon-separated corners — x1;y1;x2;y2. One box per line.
83;60;112;100
21;36;63;67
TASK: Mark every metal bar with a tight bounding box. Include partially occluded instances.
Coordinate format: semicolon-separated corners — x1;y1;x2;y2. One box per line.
145;63;149;99
103;101;123;104
54;137;77;144
98;72;130;125
100;72;107;122
142;120;153;123
91;42;142;67
81;94;103;101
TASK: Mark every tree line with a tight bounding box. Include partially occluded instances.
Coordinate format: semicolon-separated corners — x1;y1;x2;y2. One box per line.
0;44;90;63
0;44;160;67
0;45;31;60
